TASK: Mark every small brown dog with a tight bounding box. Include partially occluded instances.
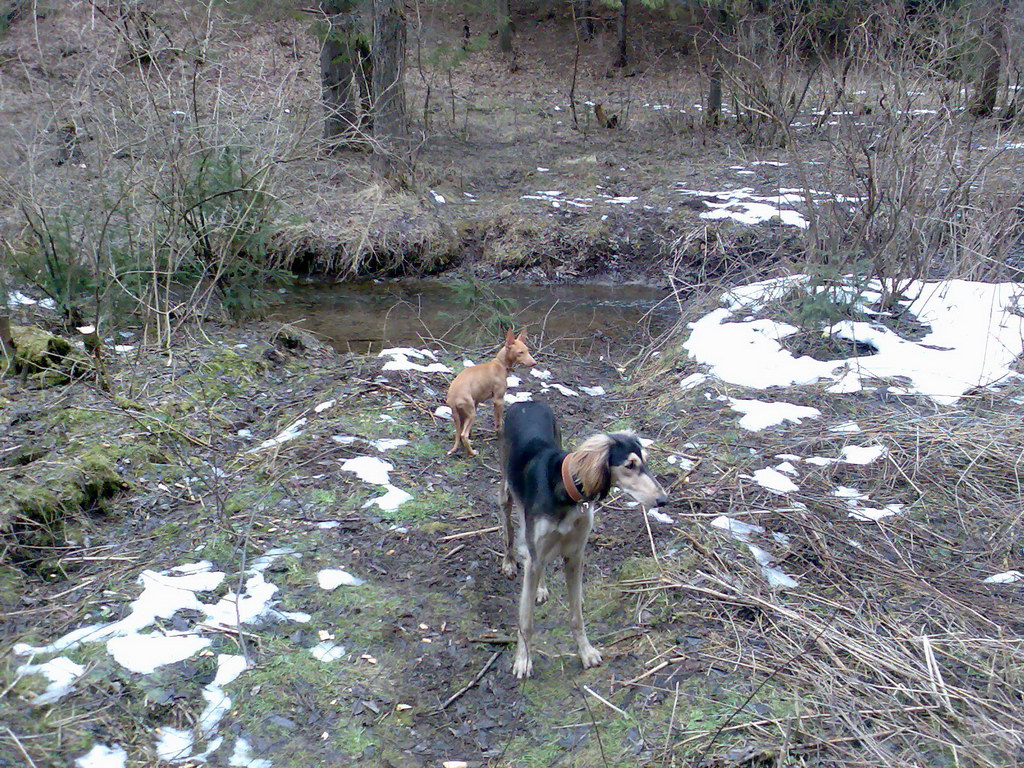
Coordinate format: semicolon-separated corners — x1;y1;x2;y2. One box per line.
445;329;536;457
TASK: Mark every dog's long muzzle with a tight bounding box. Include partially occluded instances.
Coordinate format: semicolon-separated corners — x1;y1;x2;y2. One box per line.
624;472;669;509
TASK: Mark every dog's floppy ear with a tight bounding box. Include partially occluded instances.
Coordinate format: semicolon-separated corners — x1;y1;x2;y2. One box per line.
572;434;613;499
505;328;515;347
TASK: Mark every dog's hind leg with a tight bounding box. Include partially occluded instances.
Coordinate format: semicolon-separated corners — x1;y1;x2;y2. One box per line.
498;478;517;578
447;407;464;456
459;408;478;457
493;399;504;434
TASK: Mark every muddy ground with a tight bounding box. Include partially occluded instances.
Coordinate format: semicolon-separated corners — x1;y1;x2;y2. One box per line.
0;322;725;767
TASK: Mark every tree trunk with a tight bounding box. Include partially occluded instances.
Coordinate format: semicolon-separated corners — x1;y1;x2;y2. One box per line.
579;0;594;41
706;7;728;127
494;0;513;53
0;314;12;374
969;2;1005;117
612;0;628;69
320;0;368;145
372;0;408;186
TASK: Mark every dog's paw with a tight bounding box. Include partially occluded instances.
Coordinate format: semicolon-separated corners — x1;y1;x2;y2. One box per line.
535;585;549;604
501;556;518;579
512;652;533;679
446;446;459;456
578;643;603;669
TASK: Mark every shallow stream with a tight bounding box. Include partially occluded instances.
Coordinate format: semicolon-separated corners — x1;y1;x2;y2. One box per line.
269;279;677;354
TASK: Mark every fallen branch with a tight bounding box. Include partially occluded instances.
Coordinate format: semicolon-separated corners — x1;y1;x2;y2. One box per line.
439;650;501;710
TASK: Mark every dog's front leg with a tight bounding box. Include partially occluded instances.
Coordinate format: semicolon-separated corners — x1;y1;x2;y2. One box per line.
513;555;541;679
565;550;602;670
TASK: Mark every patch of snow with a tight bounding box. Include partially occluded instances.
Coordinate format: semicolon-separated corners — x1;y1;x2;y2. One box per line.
542;382;580;397
434;406;453;420
198;654;247;737
76;744;128;768
710;516;797;588
463;359;476;368
370;438;409;451
317;569;365;589
504;391;533;404
430;190;446;204
229;738;272;768
340;456;393;485
840;445;887;465
202;572;280;629
364;485;414;512
728;398;821;431
580;385;606;396
314;399;335;413
154;727;194;763
506;374;521;387
647;509;675;524
833;486;868;500
250;419;307;452
848;503;903;522
331;434;358;445
679;372;708;391
687;277;1024;405
829;421;862;433
106;632;210;674
752;468;800;494
667;455;695;470
310;641;347;662
530;368;552;380
17;656;85;705
775;461;799;476
983;570;1024;584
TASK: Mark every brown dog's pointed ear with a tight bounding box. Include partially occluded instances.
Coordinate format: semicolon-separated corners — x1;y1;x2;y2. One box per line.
517;328;527;342
505;328;515;346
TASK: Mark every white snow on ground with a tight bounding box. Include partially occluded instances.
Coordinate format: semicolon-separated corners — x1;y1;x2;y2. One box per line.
7;291;57;310
580;385;606;396
839;445;887;465
371;438;409;451
379;348;451;374
310;641;347;662
728;398;821;431
506;375;521;387
983;571;1024;584
504;391;533;404
686;277;1024;405
154;726;194;762
318;568;366;589
106;633;210;674
434;406;453;419
75;744;127;768
752;468;800;494
250;418;307;452
340;456;393;485
229;738;273;768
365;485;415;511
530;368;552;380
16;553;309;767
16;656;86;705
710;515;798;588
679;372;708;391
314;399;335;413
648;509;675;524
542;382;580;397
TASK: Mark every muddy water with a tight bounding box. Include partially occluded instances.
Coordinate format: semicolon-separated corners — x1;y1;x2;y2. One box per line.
269;279;677;354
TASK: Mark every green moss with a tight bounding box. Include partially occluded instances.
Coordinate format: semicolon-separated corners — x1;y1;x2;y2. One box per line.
10;324;90;384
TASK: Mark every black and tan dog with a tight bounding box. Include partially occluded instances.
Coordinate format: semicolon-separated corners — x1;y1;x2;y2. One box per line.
498;400;669;679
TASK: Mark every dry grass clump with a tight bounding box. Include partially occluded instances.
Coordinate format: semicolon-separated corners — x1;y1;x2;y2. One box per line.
633;388;1024;766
